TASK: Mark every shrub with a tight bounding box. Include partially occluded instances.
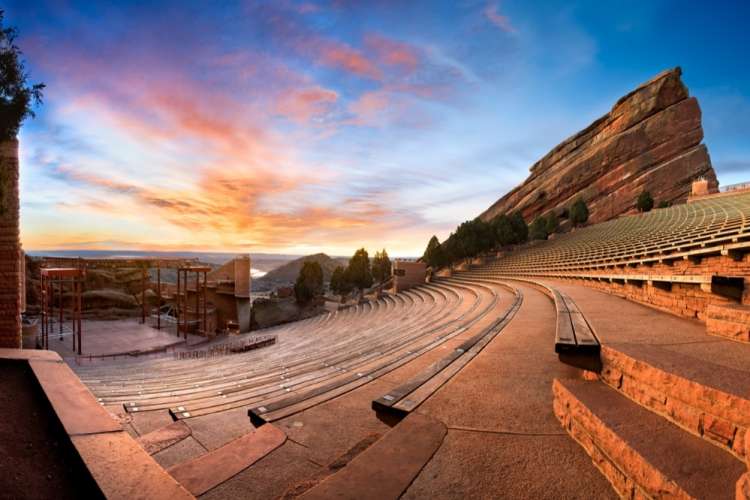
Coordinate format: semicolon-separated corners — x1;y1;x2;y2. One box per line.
529;216;549;240
545;212;559;235
637;191;654;212
569;198;589;226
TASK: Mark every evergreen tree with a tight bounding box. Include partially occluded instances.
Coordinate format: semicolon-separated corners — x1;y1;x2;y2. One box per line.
569;198;589;227
637;191;655;212
509;211;529;243
422;235;447;269
372;249;392;283
0;10;45;141
492;214;516;247
545;212;559;235
658;200;671;209
294;260;324;304
345;248;373;291
529;216;549;240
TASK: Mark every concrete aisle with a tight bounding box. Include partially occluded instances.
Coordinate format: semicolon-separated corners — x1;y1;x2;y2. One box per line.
405;283;617;499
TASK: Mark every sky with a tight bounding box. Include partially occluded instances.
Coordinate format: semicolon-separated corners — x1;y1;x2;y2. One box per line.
7;0;750;257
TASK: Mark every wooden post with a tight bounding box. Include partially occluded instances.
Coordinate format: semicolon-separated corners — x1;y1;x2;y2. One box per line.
141;266;146;324
58;280;63;341
195;271;199;336
157;263;161;330
176;269;181;337
203;271;207;336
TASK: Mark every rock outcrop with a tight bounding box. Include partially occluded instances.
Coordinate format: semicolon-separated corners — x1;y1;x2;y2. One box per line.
480;67;718;225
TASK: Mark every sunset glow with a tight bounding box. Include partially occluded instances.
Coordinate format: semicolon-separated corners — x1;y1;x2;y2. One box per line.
9;1;750;255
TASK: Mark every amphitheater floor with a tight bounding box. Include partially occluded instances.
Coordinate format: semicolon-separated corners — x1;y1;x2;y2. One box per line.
188;283;617;499
91;279;750;498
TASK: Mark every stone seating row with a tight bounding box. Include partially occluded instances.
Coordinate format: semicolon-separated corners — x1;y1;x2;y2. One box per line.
371;278;522;418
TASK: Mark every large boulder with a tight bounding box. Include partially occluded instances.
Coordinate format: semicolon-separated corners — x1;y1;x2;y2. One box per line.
480;68;718;225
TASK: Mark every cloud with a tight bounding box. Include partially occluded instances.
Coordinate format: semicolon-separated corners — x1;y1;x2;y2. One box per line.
365;34;420;72
316;39;383;80
483;3;516;34
275;86;339;123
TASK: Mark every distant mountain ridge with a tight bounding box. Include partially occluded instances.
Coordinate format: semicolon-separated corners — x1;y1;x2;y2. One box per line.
253;253;348;292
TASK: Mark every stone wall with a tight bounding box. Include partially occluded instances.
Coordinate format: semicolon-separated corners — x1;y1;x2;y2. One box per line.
480;67;718;225
550;251;750;342
393;261;427;293
0;139;21;348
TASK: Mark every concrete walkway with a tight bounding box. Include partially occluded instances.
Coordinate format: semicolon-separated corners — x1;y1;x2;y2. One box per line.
404;283;616;499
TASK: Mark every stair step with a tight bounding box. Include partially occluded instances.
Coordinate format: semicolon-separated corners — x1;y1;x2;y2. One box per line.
300;412;446;500
707;303;750;343
167;423;286;496
599;343;750;461
554;378;745;499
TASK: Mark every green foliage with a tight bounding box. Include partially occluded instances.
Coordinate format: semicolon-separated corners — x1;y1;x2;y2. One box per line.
0;11;44;140
529;216;549;240
422;235;447;269
345;248;373;290
637;191;655;212
329;265;351;296
569;197;589;226
492;215;516;246
509;211;528;243
545;212;559;235
294;260;324;304
372;249;392;283
658;200;671;209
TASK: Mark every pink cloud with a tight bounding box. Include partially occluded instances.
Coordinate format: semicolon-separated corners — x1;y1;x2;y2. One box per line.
484;3;516;33
317;40;382;80
275;86;339;123
365;34;420;72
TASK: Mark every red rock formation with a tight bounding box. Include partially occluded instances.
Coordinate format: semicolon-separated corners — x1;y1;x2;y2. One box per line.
480;68;718;225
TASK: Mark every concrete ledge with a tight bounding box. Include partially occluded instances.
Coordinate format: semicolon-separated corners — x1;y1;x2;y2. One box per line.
0;349;193;500
168;423;286;496
300;412;446;500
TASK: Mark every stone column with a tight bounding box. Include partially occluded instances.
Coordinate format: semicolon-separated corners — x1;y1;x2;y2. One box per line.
0;139;21;348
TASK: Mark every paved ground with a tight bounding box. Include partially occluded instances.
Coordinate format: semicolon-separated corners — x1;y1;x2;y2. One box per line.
48;318;202;358
404;283;616;499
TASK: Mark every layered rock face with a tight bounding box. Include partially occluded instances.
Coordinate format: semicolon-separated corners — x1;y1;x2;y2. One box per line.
480;68;718;225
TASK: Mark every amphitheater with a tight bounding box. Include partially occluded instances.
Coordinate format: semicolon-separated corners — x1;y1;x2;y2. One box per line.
2;70;750;499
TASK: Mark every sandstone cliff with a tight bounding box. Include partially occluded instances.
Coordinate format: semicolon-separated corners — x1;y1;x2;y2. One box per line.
480;67;718;225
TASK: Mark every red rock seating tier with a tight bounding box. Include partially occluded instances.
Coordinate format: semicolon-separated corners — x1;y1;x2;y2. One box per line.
0;139;21;348
467;190;750;342
480;67;718;225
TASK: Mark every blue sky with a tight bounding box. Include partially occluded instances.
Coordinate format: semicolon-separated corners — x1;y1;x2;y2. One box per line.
6;0;750;255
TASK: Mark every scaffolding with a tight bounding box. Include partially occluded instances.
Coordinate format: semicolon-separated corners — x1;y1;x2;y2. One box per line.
40;267;84;354
176;265;211;338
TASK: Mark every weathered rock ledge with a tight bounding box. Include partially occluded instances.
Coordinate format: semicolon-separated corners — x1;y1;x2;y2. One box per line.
480;67;718;224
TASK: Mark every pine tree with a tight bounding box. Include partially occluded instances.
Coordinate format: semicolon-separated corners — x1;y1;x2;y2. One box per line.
569;198;589;227
294;260;324;304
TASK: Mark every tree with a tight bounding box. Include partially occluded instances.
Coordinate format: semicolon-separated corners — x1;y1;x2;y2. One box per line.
422;236;447;269
294;260;324;304
545;212;559;235
569;198;589;227
492;214;516;247
0;10;45;141
529;216;549;240
658;200;671;209
637;191;655;212
372;249;392;283
509;212;528;243
330;265;352;296
345;248;373;291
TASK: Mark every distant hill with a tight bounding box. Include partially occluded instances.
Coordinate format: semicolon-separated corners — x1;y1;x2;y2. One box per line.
253;253;348;292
